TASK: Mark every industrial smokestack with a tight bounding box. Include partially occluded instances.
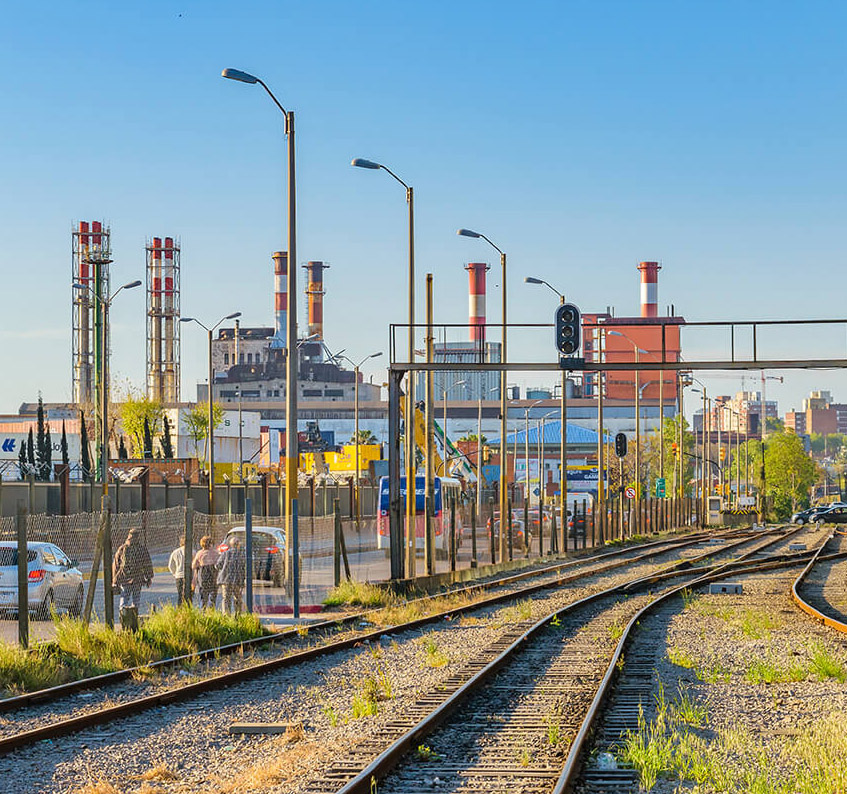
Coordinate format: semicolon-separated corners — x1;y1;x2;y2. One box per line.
637;261;661;318
303;260;329;343
465;262;489;343
272;251;288;348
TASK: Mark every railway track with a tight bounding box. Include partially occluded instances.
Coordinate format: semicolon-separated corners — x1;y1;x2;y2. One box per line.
569;532;847;794
0;530;717;715
0;527;787;759
791;530;847;633
288;527;813;793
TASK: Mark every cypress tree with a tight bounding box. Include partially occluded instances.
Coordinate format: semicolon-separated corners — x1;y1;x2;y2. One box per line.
143;416;153;460
18;436;26;479
35;396;48;481
60;422;69;467
80;411;92;483
118;436;128;459
44;425;53;481
26;428;35;473
161;415;174;459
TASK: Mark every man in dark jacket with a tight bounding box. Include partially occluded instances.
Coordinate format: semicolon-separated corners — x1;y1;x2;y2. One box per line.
113;529;153;618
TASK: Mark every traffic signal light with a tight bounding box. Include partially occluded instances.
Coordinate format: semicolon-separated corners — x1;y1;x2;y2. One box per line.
671;442;678;459
615;432;628;457
555;303;581;355
720;447;726;463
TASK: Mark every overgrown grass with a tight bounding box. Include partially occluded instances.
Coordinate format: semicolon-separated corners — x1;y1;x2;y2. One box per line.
496;598;533;625
0;604;270;697
322;580;396;608
620;695;847;793
808;641;847;682
667;646;696;668
744;656;806;684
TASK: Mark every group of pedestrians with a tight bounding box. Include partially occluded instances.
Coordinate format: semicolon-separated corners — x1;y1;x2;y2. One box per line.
168;536;248;616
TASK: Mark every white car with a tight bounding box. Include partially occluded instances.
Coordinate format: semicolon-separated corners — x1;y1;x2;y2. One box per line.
0;542;85;619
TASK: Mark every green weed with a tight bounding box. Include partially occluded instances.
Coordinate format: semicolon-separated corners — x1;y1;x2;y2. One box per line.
419;636;449;668
322;580;395;608
322;703;339;726
808;642;847;682
415;744;439;761
667;646;696;668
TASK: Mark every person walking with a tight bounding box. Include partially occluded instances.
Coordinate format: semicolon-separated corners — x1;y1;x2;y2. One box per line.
112;528;153;629
216;537;247;617
167;538;190;605
192;535;219;609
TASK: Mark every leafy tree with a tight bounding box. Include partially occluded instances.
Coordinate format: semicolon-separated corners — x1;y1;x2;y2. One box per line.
60;422;69;467
641;415;696;496
350;429;378;445
762;431;819;518
457;433;487;444
160;415;174;459
118;392;164;458
118;436;128;459
809;432;847;458
765;416;784;435
182;403;225;464
143;416;154;460
80;411;92;483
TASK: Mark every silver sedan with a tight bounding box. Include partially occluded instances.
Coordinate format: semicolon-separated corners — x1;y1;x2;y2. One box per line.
0;542;85;619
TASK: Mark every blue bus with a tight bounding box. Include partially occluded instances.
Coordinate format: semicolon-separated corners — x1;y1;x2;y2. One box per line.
376;476;462;557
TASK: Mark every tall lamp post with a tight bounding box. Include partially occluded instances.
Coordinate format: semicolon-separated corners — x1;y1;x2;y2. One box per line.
73;280;142;493
339;352;383;530
458;228;507;561
525;276;569;552
352;157;416;577
608;332;648;501
73;278;141;630
222;69;299;613
180;312;242;514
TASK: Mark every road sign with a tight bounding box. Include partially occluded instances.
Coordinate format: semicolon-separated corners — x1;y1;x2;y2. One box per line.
655;478;666;498
533;487;540;496
738;496;756;507
625;486;636;499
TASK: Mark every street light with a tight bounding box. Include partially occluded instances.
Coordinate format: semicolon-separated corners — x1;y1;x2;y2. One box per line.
608;332;649;501
352;157;416;578
458;227;508;562
223;67;300;614
72;278;141;629
525;275;568;553
72;279;142;490
338;351;383;530
180;312;241;516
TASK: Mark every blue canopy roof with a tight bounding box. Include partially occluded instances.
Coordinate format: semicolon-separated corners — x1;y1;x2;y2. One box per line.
490;420;610;448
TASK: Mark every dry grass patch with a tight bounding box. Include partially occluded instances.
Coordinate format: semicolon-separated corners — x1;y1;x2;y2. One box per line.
212;738;331;792
73;780;122;794
138;765;178;782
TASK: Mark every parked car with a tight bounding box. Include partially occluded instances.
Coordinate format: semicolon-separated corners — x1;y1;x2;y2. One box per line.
218;526;286;586
0;542;84;619
811;505;847;526
791;507;819;525
488;515;532;552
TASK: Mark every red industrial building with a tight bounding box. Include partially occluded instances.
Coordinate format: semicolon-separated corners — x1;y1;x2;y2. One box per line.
582;262;684;405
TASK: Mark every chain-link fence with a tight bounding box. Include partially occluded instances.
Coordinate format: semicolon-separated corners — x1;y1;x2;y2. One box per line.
0;493;702;646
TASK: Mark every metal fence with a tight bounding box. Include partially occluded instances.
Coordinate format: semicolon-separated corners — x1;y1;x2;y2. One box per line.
0;494;701;647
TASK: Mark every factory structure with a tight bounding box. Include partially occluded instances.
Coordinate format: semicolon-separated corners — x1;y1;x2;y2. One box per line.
146;237;181;404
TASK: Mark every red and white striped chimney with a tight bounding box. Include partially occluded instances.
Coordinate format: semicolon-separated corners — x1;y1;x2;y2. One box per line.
465;262;489;342
303;261;329;341
637;261;661;318
272;251;288;348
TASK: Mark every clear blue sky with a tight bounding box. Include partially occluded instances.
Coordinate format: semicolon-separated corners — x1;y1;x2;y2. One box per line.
2;0;846;418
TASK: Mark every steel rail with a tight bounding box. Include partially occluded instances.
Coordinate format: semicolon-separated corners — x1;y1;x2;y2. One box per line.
0;532;729;753
328;528;801;794
0;531;712;714
554;543;847;794
791;533;847;633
